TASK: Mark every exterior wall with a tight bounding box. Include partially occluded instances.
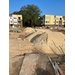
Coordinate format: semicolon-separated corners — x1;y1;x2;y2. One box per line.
12;14;22;20
41;15;45;25
55;16;62;25
55;16;65;26
21;20;23;27
43;15;65;27
62;20;65;25
45;15;54;25
43;16;45;24
9;14;23;28
12;15;17;25
17;15;22;20
9;16;13;24
17;19;19;28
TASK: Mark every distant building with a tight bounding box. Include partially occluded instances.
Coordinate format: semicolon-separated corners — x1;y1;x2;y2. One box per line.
41;15;65;28
9;14;23;28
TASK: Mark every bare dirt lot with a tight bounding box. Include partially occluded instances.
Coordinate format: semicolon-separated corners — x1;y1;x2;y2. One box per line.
51;28;65;34
9;27;65;75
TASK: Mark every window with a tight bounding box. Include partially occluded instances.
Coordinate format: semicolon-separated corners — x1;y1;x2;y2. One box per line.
56;21;58;23
60;18;62;20
57;18;59;20
46;21;49;23
10;16;12;19
14;19;17;23
13;16;17;19
14;21;17;23
18;17;21;19
46;17;50;19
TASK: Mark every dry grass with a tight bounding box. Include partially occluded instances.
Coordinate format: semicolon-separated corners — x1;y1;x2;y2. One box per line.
18;27;26;32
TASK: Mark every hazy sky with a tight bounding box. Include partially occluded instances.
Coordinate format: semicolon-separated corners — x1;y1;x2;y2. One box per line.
9;0;65;16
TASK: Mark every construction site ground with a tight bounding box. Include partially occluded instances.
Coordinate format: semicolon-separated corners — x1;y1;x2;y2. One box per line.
9;27;65;75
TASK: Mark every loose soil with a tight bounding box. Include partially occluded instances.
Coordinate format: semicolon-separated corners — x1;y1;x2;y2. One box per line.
19;53;55;75
51;29;65;34
9;56;24;75
50;55;65;74
9;27;65;75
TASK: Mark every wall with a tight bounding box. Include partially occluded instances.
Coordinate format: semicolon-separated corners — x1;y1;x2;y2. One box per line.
9;14;23;28
43;15;65;26
9;16;13;24
62;18;65;25
55;16;65;25
12;14;22;26
43;17;45;24
12;14;22;20
17;15;22;20
12;15;17;25
45;15;54;25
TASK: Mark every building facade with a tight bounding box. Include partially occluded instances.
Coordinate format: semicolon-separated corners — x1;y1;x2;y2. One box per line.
41;15;65;28
9;14;23;28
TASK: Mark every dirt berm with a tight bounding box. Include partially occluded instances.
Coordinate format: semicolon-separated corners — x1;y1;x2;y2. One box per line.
25;28;65;55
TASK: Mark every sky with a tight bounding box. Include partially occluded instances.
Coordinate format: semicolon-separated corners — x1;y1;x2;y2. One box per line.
9;0;65;16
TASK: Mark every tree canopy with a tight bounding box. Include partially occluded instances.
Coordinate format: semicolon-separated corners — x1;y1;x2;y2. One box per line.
13;4;42;27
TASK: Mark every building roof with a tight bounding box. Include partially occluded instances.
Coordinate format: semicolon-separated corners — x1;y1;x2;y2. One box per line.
9;14;22;16
9;14;12;16
63;16;65;18
43;15;65;17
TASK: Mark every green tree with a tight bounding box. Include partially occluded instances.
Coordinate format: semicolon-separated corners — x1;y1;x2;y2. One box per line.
13;4;42;27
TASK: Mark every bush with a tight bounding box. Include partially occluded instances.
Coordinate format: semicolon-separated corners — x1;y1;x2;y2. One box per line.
61;57;65;62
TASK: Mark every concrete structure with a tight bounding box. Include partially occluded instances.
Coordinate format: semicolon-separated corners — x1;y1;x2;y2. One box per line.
41;15;65;28
9;14;23;28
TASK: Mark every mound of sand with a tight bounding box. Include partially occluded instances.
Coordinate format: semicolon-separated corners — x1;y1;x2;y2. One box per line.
26;30;44;41
31;32;48;45
23;27;35;34
29;29;65;55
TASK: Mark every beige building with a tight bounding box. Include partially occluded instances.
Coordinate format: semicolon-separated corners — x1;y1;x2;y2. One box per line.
41;15;65;28
9;14;23;28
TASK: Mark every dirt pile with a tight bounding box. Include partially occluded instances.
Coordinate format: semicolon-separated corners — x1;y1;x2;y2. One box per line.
31;32;52;54
27;29;65;55
19;53;55;75
19;35;26;39
26;30;44;41
31;32;48;47
23;27;35;35
9;28;65;75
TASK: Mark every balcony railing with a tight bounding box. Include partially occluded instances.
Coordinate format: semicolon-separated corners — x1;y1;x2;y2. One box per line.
18;23;21;25
41;20;43;21
18;19;21;21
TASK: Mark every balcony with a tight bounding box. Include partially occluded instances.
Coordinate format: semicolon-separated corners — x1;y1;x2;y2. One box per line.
18;19;21;21
10;22;13;24
18;23;21;25
14;23;17;25
41;20;43;21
